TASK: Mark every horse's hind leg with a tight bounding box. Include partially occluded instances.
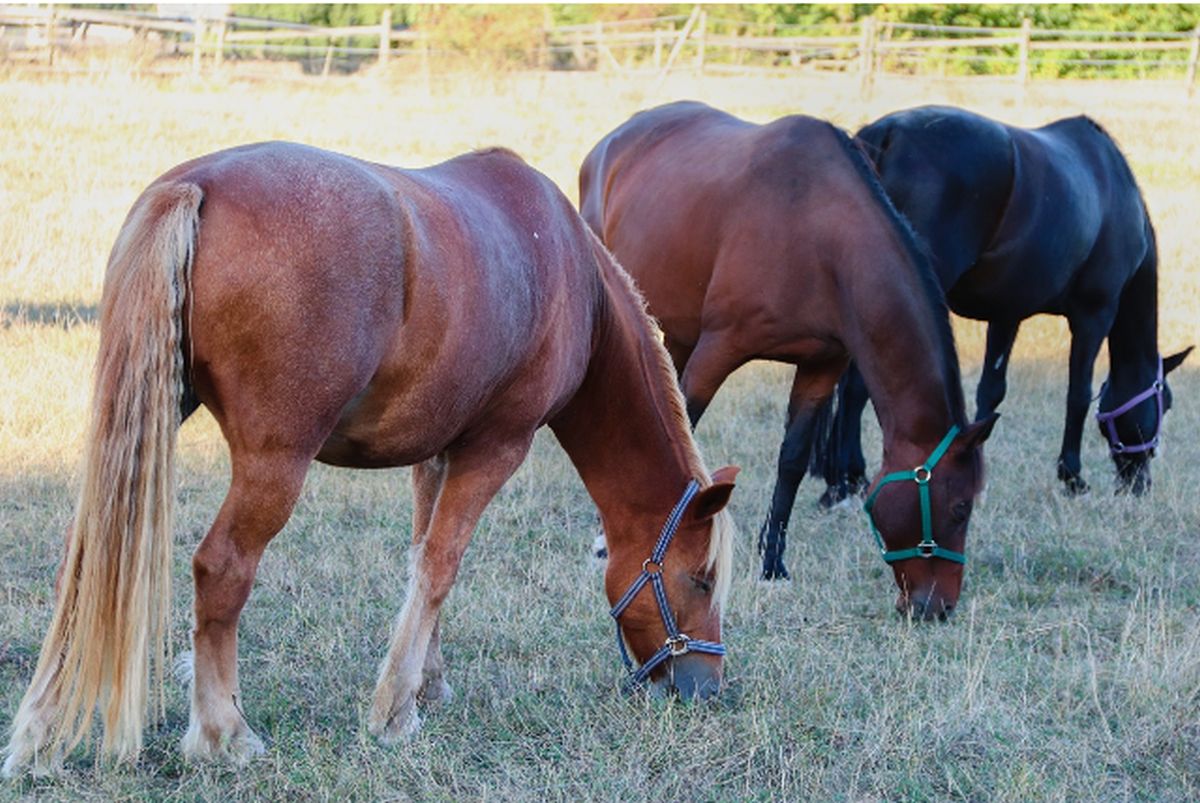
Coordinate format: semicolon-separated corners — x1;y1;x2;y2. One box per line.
181;452;310;763
369;437;531;742
759;365;843;581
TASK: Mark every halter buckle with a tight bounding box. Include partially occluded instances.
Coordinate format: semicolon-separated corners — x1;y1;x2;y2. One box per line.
666;634;691;656
916;542;937;558
913;466;932;485
642;558;663;575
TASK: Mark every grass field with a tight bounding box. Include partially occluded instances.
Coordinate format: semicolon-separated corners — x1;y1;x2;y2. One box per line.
1;63;1199;800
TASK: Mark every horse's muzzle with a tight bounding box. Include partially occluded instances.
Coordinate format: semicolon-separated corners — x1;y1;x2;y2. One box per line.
896;592;956;622
652;652;722;700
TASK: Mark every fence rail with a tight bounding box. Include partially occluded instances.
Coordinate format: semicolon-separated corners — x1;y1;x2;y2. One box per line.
544;9;1200;94
1;4;1198;94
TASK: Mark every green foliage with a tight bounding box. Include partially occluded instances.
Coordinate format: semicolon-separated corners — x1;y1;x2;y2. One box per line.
223;3;1199;77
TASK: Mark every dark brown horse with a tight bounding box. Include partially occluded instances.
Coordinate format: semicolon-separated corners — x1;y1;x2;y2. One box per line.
580;101;996;608
3;142;737;774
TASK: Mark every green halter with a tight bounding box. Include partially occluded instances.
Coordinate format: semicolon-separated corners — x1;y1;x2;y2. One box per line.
863;425;965;565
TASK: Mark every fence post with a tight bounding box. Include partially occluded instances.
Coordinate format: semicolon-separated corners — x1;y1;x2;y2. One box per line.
1187;24;1200;97
858;16;876;93
322;41;334;77
653;29;663;69
420;34;431;94
215;18;226;67
1018;17;1032;85
191;18;204;76
379;8;392;67
695;9;707;71
45;6;56;66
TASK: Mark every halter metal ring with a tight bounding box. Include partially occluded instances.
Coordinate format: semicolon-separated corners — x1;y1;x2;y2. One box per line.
916;542;936;558
666;634;691;656
913;466;932;484
642;558;663;575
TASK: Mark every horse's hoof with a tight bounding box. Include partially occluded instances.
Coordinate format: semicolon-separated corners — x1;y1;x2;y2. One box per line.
180;722;265;766
368;688;422;744
1;748;62;779
817;485;847;511
1062;476;1089;496
759;562;790;582
417;676;454;707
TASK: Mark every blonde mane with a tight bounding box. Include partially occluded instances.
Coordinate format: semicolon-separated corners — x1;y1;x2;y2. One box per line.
584;226;734;609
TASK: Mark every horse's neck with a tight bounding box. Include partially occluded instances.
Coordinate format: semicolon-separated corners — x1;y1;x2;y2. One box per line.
847;255;962;454
1105;242;1159;391
550;267;700;538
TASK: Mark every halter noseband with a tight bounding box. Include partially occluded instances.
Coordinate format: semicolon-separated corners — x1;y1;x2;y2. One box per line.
609;479;725;687
1096;356;1164;455
864;425;966;565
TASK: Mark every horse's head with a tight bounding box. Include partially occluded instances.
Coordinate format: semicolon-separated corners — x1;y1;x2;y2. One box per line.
605;467;737;700
865;416;997;620
1097;347;1192;495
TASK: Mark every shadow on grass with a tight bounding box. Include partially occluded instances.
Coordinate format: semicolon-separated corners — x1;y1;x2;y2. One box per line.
2;302;99;329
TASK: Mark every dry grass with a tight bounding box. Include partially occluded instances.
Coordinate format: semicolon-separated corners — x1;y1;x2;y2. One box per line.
1;65;1198;800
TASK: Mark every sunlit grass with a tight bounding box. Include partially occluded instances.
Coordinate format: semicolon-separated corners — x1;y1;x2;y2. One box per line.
1;68;1197;799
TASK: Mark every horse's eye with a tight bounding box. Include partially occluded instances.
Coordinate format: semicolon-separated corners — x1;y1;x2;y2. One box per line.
690;574;713;594
952;501;972;523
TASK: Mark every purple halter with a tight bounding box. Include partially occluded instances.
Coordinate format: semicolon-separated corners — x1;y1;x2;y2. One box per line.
1095;356;1164;455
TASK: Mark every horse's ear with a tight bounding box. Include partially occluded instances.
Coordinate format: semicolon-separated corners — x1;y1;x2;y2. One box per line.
959;413;999;452
1164;346;1194;376
687;466;739;523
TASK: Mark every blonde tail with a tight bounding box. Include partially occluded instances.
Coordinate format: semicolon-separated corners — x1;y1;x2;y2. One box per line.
3;181;203;773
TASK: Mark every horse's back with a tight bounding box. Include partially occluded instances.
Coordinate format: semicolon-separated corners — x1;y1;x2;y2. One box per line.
862;107;1149;319
582;103;881;353
163;142;595;466
856;106;1015;289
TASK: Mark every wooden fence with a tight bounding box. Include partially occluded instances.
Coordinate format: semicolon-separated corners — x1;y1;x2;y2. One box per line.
2;4;1198;94
0;5;425;76
546;8;1200;94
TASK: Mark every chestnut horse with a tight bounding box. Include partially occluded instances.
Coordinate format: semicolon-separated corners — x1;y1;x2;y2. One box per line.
818;106;1192;503
2;142;737;774
580;101;996;605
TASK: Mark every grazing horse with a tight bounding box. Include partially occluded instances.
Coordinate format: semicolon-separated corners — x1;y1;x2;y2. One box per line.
819;106;1191;504
2;142;738;775
579;101;996;605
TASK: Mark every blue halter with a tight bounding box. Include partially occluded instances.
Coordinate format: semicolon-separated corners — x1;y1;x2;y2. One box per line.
609;479;726;686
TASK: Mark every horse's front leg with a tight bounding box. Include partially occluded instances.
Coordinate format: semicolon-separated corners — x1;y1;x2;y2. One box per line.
368;438;530;743
678;329;746;427
1057;316;1109;496
182;453;310;764
975;319;1022;420
759;365;843;581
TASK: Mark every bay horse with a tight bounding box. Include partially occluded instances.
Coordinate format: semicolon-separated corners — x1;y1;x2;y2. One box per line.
579;101;997;606
2;142;738;775
819;106;1191;505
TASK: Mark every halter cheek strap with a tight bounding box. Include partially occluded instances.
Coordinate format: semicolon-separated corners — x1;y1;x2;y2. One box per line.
1096;356;1164;455
863;425;966;565
609;479;726;687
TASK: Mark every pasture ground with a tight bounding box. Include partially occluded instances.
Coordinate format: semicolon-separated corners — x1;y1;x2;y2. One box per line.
1;65;1198;800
